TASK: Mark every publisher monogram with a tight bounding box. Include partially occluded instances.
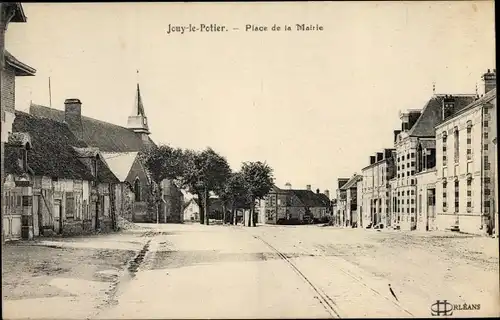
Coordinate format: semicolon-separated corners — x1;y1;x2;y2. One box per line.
431;300;481;316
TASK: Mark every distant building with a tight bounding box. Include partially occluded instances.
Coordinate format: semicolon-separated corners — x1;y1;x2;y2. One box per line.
341;174;362;227
434;70;497;235
262;184;331;224
361;149;396;228
335;178;349;226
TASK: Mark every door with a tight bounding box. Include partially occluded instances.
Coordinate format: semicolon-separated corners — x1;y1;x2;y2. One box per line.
53;200;62;234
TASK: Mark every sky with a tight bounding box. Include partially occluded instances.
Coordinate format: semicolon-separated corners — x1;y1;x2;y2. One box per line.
7;1;496;196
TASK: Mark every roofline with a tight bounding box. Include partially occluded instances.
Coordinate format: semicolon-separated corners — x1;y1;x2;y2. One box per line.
408;93;476;137
362;158;389;171
5;51;36;76
436;90;496;129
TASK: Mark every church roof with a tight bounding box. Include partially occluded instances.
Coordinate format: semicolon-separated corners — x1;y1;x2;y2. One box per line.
29;104;155;152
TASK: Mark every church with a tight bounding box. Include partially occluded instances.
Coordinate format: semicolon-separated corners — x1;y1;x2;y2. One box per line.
29;83;183;223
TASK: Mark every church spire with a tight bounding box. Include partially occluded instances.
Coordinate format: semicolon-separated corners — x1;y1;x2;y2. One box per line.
133;83;146;117
127;73;150;135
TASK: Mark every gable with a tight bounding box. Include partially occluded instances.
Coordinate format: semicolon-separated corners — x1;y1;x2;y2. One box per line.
125;156;150;185
101;152;138;182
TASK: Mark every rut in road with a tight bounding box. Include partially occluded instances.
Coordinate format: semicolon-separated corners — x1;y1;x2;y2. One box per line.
299;242;414;317
253;235;342;319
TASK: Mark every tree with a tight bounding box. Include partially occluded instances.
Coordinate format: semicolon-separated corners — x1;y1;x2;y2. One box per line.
217;171;250;225
140;145;185;223
240;161;274;227
181;148;231;225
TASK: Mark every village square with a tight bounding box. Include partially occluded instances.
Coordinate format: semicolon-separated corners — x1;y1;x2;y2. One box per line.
1;2;498;319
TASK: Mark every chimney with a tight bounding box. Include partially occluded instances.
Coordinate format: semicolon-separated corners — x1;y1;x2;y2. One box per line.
393;130;401;143
408;110;422;129
285;182;292;189
376;152;383;162
306;184;311;191
316;188;320;194
324;190;330;199
338;178;349;189
483;69;496;93
64;98;83;141
442;95;455;120
370;156;376;165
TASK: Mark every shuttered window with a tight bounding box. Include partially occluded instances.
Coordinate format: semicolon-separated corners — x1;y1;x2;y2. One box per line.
66;192;75;218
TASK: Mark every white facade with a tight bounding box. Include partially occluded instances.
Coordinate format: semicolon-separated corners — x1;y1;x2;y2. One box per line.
435;91;496;235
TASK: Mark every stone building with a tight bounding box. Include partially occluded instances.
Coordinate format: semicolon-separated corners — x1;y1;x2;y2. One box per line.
393;94;475;230
361;149;396;228
434;70;496;235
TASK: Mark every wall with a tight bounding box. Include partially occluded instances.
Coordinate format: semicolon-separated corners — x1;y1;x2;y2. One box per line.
415;169;437;231
395;133;420;230
435;104;485;235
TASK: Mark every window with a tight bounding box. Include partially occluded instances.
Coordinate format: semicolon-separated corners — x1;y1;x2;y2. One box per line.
411;208;415;213
443;182;448;211
484;144;489;151
411;199;415;204
407;190;410;196
484;121;489;127
485;189;491;196
454;127;459;163
484;132;489;139
134;178;141;202
66;192;75;219
411;153;415;158
419;194;422;213
411;161;415;167
442;132;448;166
454;180;459;213
467;178;472;198
411;190;415;195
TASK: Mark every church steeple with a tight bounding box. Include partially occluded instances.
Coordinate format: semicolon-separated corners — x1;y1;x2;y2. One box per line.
127;81;150;135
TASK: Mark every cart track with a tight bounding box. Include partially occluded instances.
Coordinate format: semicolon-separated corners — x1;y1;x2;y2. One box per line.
253;235;342;318
295;242;415;317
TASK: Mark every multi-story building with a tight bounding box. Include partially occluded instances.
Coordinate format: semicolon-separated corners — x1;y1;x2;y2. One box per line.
393;94;476;230
361;149;396;228
335;178;349;226
1;3;35;244
435;70;496;235
341;174;362;227
356;177;363;227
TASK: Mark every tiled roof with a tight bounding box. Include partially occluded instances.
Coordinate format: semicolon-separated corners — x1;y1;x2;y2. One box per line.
408;94;476;137
29;104;155;152
340;175;362;190
290;189;330;208
11;111;93;180
9;111;118;183
446;88;496;120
